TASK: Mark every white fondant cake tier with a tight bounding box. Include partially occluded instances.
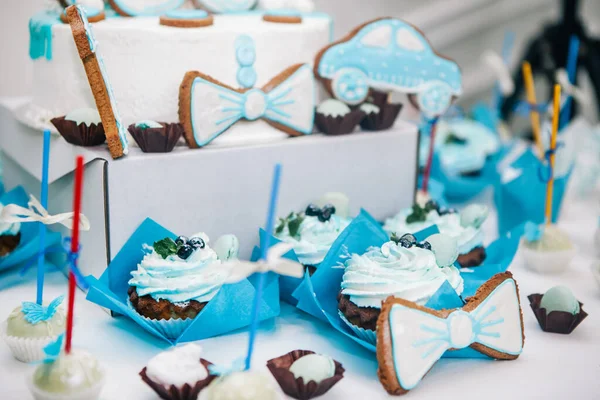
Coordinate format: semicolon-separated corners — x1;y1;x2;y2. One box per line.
22;12;332;135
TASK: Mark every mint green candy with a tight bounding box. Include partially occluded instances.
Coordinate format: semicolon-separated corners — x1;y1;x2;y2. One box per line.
289;354;335;384
541;286;580;315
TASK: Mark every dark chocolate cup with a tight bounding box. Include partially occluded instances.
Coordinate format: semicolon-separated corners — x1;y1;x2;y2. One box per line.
140;359;216;400
267;350;344;400
359;103;402;131
314;109;366;136
128;123;183;153
0;232;21;257
51;116;106;147
528;294;588;334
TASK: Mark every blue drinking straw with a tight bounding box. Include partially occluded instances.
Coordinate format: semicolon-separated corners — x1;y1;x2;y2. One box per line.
560;35;580;131
245;163;282;370
36;130;51;305
492;31;516;117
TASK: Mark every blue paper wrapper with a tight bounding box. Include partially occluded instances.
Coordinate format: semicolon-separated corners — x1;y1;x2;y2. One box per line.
251;229;301;305
495;148;571;235
0;186;62;272
290;210;521;357
85;218;280;345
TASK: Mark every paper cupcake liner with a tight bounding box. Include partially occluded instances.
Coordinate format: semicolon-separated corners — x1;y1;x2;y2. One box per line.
50;116;106;147
528;293;588;334
338;311;376;345
128;123;183;153
27;369;105;400
314;109;366;136
140;359;216;400
0;321;58;363
127;300;194;339
267;350;345;400
520;240;576;274
359;103;402;131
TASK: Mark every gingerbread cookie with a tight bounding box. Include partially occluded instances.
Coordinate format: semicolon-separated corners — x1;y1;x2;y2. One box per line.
159;10;214;28
314;18;462;118
377;272;524;395
60;10;105;24
66;5;129;159
59;0;106;24
179;63;315;148
108;0;185;17
263;11;303;24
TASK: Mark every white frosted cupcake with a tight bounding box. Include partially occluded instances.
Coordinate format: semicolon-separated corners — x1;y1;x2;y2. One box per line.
1;296;66;363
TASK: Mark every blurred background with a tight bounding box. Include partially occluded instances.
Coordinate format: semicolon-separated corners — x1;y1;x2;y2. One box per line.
1;0;599;121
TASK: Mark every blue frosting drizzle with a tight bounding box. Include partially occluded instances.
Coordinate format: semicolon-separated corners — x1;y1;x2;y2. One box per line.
235;34;257;88
21;295;65;325
29;12;61;60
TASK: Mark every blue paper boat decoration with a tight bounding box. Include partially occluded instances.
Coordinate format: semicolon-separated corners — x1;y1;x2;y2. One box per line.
494;147;571;235
0;186;62;272
85;218;280;345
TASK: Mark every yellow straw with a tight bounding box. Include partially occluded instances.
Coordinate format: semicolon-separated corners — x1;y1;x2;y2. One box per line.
522;62;544;157
545;84;561;225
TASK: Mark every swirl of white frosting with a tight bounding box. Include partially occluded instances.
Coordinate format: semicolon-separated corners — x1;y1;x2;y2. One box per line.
341;241;463;308
383;209;484;254
276;215;350;266
146;344;208;389
128;233;229;304
0;203;20;237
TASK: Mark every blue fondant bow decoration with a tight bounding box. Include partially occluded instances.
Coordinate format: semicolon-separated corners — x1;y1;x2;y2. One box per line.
21;295;65;325
385;275;523;392
40;333;64;364
208;357;245;377
180;64;315;147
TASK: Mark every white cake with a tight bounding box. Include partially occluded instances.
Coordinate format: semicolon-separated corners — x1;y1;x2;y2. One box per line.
19;8;332;143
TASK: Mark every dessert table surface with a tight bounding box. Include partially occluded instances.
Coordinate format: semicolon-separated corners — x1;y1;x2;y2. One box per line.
0;186;599;400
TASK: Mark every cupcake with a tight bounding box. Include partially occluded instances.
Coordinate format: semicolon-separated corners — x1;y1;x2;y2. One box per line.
0;202;21;257
520;222;575;274
51;108;107;147
314;99;365;135
27;347;105;400
127;233;239;338
275;195;351;274
338;233;463;343
383;200;488;268
359;91;402;131
267;350;344;400
1;296;66;362
140;343;216;400
128;121;183;153
206;371;278;400
528;285;588;334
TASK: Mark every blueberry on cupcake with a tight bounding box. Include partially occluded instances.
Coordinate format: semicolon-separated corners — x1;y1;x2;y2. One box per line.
51;108;107;147
0;202;21;257
338;233;463;343
383;202;489;268
127;232;239;338
314;99;366;135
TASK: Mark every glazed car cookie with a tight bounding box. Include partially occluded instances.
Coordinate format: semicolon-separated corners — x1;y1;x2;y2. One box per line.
179;63;315;148
376;272;524;395
108;0;185;17
66;5;129;159
314;18;462;118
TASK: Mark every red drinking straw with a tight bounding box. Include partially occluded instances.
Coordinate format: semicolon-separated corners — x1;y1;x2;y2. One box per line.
65;156;84;354
421;118;439;194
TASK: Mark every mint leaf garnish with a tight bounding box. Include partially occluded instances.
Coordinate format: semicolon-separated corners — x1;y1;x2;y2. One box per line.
444;132;467;145
406;204;428;224
288;214;304;237
390;232;401;245
275;219;285;235
153;237;178;259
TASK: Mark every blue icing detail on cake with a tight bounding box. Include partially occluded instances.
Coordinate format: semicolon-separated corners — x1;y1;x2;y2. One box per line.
197;0;257;13
75;5;128;154
235;34;257;88
29;12;61;60
316;18;461;114
264;9;301;17
164;9;209;19
109;0;185;16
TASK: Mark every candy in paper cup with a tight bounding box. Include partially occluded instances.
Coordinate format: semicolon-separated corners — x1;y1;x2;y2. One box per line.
126;300;194;340
520;240;576;274
0;321;58;363
26;369;106;400
337;311;376;345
